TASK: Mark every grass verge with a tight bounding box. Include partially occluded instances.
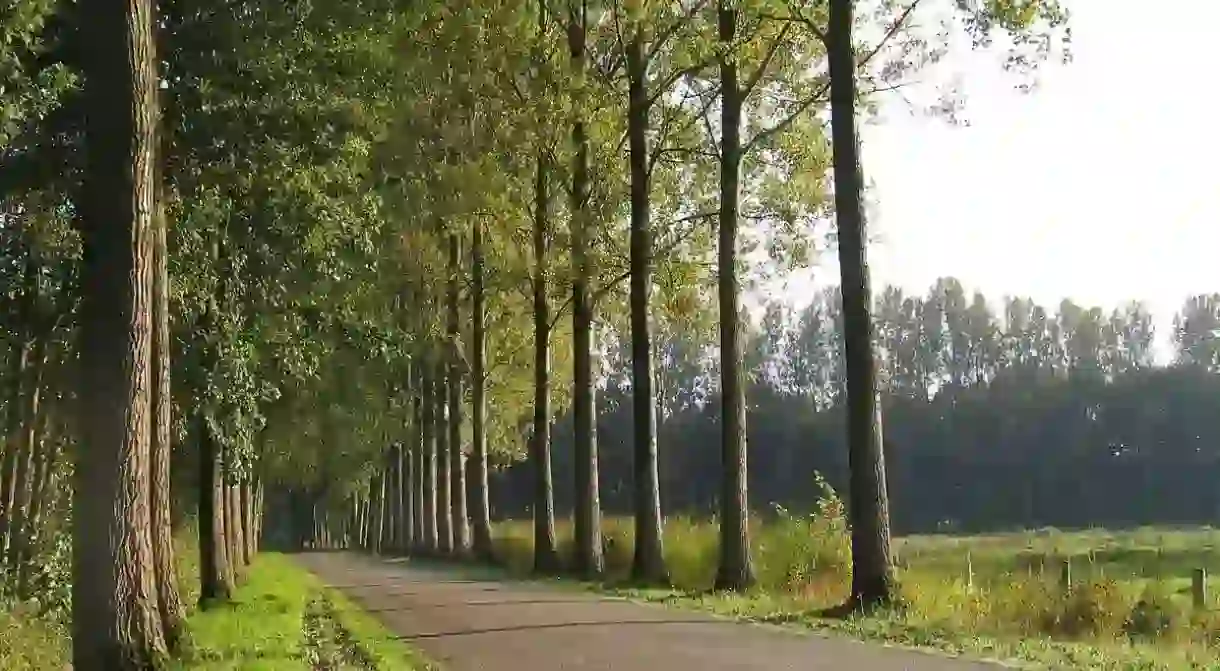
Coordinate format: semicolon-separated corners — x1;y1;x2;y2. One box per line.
176;552;432;670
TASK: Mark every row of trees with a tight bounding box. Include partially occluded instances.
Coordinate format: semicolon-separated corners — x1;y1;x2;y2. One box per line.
493;286;1220;532
1;0;1067;666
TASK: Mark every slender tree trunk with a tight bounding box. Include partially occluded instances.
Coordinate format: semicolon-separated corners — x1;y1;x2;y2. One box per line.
829;0;894;609
469;218;494;561
626;24;667;586
390;444;404;554
198;416;233;606
73;0;169;663
713;0;754;591
435;355;453;555
370;469;385;554
242;479;256;562
568;1;604;580
422;358;439;553
402;442;415;553
20;392;59;594
7;336;45;577
531;151;560;573
411;376;426;551
446;235;470;556
148;181;186;646
228;483;245;575
0;333;32;562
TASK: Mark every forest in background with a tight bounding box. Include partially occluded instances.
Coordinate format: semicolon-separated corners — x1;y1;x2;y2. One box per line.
494;284;1220;533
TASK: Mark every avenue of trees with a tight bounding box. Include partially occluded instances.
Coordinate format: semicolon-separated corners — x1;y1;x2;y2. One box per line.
1;0;1068;666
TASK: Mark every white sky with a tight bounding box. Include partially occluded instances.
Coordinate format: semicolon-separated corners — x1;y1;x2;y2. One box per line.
799;0;1219;334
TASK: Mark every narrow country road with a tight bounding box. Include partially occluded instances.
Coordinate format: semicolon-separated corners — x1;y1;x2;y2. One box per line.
297;552;1006;671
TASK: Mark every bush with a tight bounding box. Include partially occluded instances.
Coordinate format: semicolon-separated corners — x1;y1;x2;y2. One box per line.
755;472;850;593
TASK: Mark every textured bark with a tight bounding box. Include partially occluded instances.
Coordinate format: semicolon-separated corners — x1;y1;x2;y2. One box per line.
713;0;754;592
227;484;245;576
626;25;668;586
149;182;186;647
421;360;439;553
569;2;604;580
73;0;169;664
531;150;559;574
197;417;233;606
370;469;385;554
829;0;895;609
468;218;494;561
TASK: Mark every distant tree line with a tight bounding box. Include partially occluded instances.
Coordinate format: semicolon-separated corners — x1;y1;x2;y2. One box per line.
492;281;1220;534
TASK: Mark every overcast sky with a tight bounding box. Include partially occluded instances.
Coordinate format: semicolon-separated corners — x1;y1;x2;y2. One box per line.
791;0;1217;340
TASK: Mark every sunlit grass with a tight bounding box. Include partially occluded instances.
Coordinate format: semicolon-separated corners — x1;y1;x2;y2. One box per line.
490;484;1220;669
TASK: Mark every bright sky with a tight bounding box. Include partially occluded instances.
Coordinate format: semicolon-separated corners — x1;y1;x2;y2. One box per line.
846;0;1220;334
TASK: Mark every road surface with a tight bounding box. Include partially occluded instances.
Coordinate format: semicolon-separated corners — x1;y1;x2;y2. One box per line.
296;552;1007;671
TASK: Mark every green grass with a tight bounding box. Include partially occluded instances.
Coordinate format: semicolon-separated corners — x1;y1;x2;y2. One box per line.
488;486;1220;670
176;552;432;670
0;541;431;670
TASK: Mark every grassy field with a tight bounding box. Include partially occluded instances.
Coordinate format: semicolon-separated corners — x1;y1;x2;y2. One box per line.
491;486;1220;670
0;542;431;670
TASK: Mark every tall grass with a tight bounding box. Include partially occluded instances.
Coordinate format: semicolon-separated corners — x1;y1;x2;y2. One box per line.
492;476;1220;664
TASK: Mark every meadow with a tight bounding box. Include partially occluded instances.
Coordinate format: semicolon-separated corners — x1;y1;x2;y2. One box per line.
492;480;1220;670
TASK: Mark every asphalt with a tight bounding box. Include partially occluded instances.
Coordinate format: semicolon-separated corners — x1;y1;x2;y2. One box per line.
296;552;1005;671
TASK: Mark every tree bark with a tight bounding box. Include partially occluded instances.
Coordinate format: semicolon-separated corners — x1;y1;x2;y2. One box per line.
19;381;59;595
531;150;560;574
73;0;169;663
713;0;754;591
411;373;426;551
148;179;186;646
468;217;494;561
198;416;233;606
421;358;439;553
435;353;453;555
626;23;668;586
568;0;605;580
7;336;45;579
227;483;244;575
447;234;470;556
370;468;385;554
0;313;32;563
828;0;895;609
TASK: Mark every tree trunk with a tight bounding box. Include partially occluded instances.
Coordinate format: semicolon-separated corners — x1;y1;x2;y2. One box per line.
421;358;439;553
390;444;404;554
370;469;385;554
148;180;186;646
228;483;245;575
435;354;453;555
713;0;754;591
828;0;894;610
468;218;494;561
447;234;470;556
626;24;667;586
411;375;425;551
0;332;32;563
20;388;59;595
7;336;45;579
569;1;604;580
72;0;169;663
198;416;233;606
242;479;256;562
531;151;560;574
401;441;415;553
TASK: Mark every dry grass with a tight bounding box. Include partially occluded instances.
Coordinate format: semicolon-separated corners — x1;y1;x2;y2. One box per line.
490;482;1220;670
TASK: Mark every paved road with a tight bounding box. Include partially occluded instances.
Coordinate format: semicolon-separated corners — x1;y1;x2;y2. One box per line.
297;552;1006;671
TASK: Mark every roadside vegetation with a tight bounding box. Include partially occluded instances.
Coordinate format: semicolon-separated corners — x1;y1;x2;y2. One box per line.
489;485;1220;670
